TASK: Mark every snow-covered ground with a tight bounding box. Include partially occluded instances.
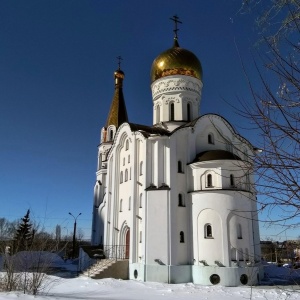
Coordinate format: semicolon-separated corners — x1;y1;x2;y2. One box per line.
1;275;300;300
1;254;300;299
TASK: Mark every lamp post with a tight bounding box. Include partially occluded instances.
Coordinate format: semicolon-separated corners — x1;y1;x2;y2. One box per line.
69;212;81;258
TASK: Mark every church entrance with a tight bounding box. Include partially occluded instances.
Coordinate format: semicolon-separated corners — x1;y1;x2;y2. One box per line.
125;230;130;259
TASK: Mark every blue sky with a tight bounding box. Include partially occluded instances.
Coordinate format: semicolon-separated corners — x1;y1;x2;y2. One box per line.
0;1;293;241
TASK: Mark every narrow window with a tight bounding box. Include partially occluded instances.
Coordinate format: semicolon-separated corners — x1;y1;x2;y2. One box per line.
170;103;175;121
231;247;237;261
208;133;214;144
120;199;123;212
128;197;131;211
125;139;129;150
130;167;131;180
226;142;233;152
128;155;130;163
245;248;249;261
123;157;125;166
237;224;242;239
178;161;183;173
110;130;113;141
156;105;160;123
205;224;212;238
140;161;143;176
187;103;191;121
178;194;184;207
230;174;235;187
239;248;243;261
207;174;212;187
139;194;143;208
125;169;128;182
139;231;142;243
180;231;184;243
120;171;123;183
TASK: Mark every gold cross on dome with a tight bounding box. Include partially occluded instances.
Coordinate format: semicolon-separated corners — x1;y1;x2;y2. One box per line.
170;15;182;39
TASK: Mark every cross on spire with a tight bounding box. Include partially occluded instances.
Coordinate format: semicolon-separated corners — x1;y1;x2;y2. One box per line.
116;56;123;70
170;15;182;40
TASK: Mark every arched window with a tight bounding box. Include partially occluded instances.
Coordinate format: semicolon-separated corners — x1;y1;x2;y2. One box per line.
109;129;114;141
123;157;125;166
128;197;131;211
205;224;213;238
207;174;212;187
140;161;143;176
125;169;128;182
230;174;235;187
178;161;183;173
237;223;242;239
120;171;123;183
180;231;184;243
120;199;123;212
208;133;214;144
170;103;175;121
139;193;143;208
187;103;191;121
156;105;160;123
178;194;184;207
140;231;142;243
125;139;129;150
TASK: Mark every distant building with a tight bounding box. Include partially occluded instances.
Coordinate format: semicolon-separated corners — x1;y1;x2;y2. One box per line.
91;23;261;286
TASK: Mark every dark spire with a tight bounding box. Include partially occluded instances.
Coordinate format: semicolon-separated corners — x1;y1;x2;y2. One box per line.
105;57;129;129
170;15;182;47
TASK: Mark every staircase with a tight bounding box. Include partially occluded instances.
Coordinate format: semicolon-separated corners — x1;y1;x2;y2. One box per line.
82;258;129;279
79;245;129;280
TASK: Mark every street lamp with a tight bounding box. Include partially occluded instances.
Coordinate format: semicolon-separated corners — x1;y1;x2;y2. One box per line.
69;212;82;258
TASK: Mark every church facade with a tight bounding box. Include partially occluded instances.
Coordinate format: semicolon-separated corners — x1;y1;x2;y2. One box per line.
91;29;261;286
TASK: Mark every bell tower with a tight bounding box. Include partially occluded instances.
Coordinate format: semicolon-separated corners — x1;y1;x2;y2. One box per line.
91;58;129;245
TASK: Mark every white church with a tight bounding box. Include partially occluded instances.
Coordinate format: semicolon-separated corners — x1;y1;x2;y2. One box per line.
90;19;262;286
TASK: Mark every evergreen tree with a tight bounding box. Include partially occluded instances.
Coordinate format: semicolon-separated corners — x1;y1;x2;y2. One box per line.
13;209;33;252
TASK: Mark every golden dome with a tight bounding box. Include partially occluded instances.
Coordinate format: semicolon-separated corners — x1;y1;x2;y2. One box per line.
150;39;202;83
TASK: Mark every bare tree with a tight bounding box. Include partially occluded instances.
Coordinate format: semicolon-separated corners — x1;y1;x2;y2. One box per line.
238;1;300;230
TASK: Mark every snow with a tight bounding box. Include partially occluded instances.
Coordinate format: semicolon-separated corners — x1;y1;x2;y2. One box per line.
1;276;300;300
1;254;300;299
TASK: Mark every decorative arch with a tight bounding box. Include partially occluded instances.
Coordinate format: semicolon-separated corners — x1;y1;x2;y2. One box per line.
119;221;130;259
196;209;223;263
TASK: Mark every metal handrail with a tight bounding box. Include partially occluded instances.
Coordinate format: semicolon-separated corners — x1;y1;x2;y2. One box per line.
80;245;128;277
